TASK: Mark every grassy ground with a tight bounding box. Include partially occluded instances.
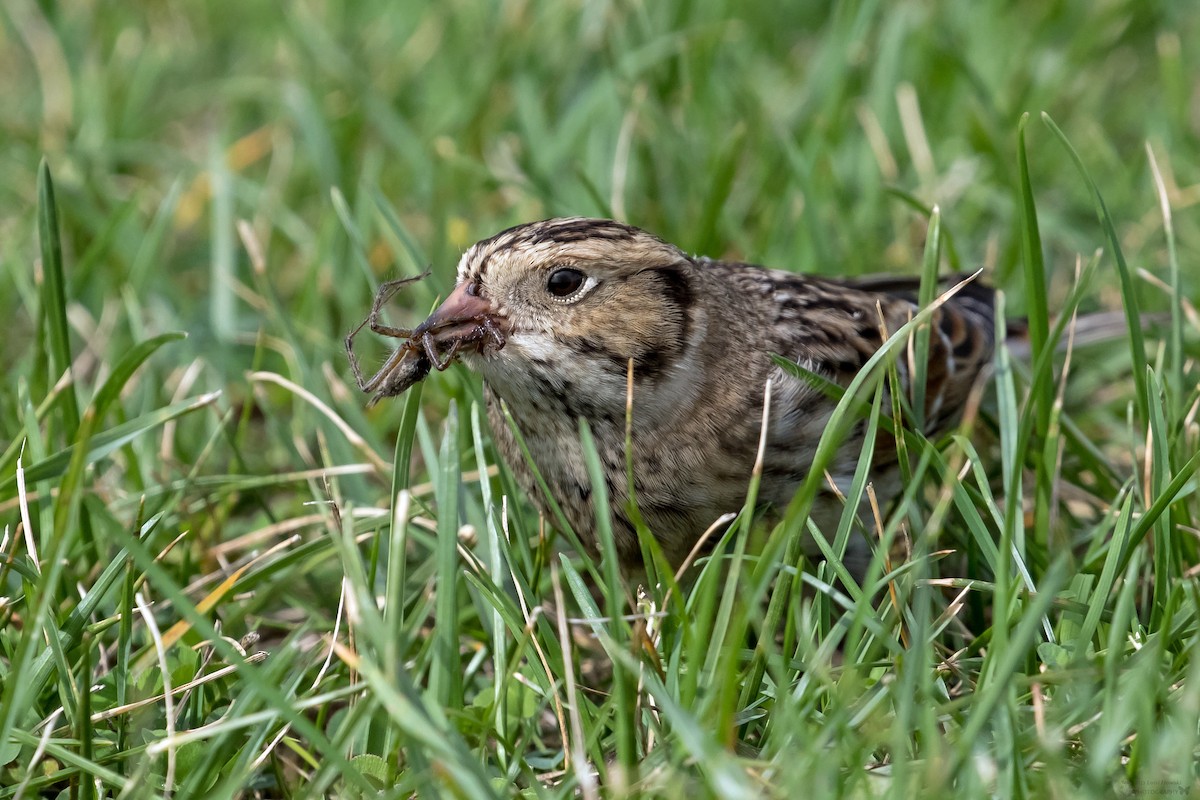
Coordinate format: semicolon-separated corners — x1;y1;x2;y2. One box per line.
2;1;1199;797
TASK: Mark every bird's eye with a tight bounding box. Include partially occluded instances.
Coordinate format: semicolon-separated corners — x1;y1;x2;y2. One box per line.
546;268;587;298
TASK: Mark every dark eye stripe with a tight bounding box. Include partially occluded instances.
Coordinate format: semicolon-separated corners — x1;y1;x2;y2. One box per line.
649;267;693;346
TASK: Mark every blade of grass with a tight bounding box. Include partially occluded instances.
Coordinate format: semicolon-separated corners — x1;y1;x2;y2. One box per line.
431;400;463;708
1145;143;1184;420
910;204;941;430
949;558;1069;780
1017;113;1055;556
577;417;637;781
36;159;80;439
1041;113;1149;422
1016;113;1051;361
0;392;222;500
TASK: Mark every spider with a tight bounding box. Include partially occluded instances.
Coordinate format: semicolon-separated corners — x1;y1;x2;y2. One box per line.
345;272;505;405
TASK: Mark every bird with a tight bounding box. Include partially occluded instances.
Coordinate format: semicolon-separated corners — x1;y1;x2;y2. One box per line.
347;217;999;573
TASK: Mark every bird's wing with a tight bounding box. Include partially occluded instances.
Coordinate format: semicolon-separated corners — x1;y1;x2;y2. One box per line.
748;266;998;437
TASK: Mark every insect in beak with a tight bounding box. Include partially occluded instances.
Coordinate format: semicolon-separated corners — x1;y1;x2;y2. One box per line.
346;275;506;405
412;281;507;366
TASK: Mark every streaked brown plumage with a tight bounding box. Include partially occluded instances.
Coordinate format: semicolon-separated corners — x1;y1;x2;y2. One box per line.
349;218;999;570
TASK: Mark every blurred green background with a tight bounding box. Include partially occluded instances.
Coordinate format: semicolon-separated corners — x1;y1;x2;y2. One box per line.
2;0;1199;796
4;0;1195;379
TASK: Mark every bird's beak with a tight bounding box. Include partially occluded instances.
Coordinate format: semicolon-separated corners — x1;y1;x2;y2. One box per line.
412;282;506;359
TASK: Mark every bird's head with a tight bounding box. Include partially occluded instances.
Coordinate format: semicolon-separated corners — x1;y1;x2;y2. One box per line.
417;218;699;409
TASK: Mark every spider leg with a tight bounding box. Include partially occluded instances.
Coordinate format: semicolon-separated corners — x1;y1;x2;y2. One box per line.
416;329;463;371
346;305;407;392
434;338;462;371
347;331;403;393
481;317;507;349
367;276;422;340
345;317;380;392
346;271;430;392
370;322;412;338
420;330;442;368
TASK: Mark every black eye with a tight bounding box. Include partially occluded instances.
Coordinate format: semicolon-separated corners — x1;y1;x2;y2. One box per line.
546;268;586;298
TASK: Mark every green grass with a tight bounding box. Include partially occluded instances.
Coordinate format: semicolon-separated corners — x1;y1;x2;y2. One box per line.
2;1;1199;797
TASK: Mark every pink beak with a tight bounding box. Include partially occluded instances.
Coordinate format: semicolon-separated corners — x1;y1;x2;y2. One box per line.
413;282;506;361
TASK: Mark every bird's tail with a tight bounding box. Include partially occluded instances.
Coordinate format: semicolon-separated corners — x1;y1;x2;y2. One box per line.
1004;310;1167;359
